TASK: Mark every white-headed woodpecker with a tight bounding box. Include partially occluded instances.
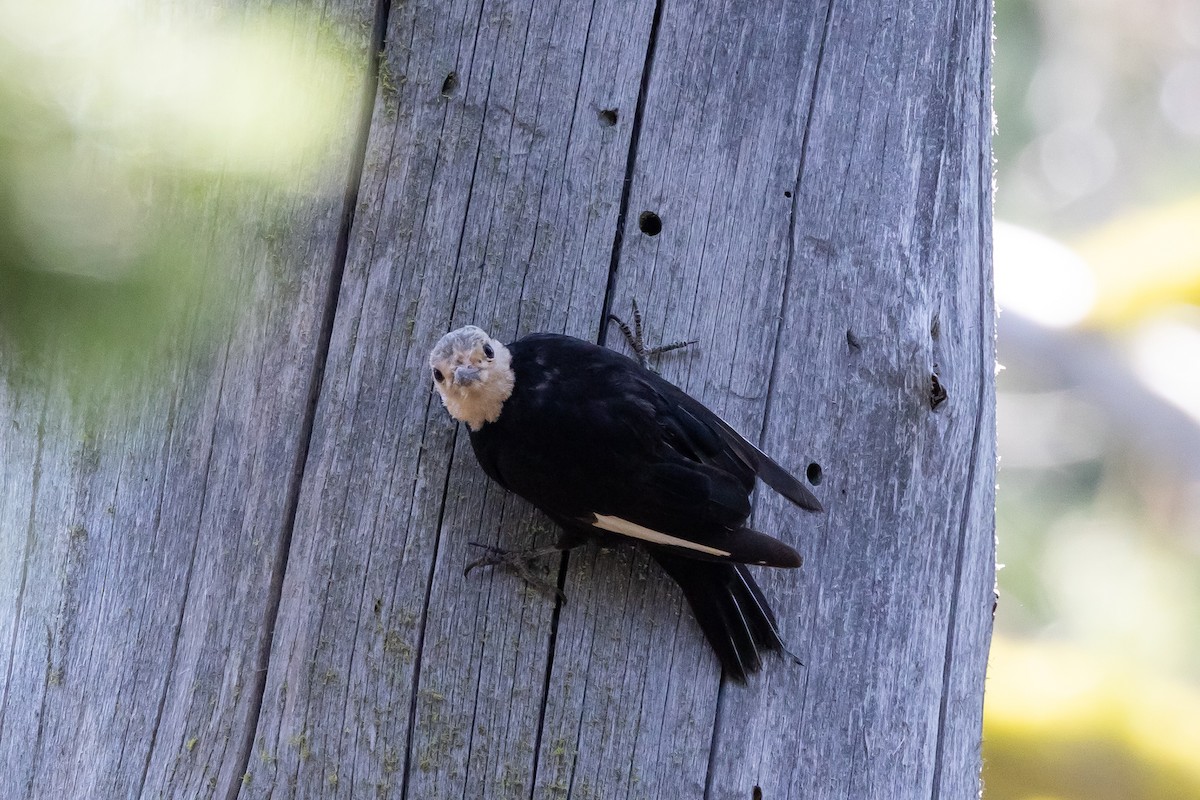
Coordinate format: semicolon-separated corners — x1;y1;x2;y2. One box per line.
428;324;822;681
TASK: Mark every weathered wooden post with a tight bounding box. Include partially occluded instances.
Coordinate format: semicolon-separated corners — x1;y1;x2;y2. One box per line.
1;0;993;797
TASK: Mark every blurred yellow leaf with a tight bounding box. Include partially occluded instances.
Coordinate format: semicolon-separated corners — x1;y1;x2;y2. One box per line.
985;635;1200;800
1077;197;1200;325
0;0;361;386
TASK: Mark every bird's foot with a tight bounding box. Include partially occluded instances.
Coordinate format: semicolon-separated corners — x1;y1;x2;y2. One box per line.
607;298;698;371
464;542;567;602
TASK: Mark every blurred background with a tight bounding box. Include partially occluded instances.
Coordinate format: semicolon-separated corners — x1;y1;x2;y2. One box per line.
988;0;1200;797
0;0;357;392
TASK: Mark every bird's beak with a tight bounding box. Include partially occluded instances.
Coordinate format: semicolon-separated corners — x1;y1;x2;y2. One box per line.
454;364;482;385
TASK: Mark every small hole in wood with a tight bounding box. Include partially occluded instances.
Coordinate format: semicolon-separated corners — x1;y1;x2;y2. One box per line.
784;190;792;198
806;462;823;486
599;108;619;126
930;372;948;410
638;211;662;236
752;786;763;800
441;71;460;96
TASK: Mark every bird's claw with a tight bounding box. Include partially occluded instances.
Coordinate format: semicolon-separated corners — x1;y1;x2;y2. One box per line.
607;298;698;371
464;542;567;602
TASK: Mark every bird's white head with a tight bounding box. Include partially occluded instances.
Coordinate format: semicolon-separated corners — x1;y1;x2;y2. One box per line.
428;326;515;431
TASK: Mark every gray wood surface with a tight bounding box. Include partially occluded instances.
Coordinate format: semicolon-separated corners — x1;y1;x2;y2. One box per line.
0;0;995;797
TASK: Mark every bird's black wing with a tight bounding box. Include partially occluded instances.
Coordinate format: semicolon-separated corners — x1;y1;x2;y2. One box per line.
469;334;815;567
651;378;823;512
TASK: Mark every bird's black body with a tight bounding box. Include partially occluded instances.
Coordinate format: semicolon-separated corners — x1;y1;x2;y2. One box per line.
465;333;820;681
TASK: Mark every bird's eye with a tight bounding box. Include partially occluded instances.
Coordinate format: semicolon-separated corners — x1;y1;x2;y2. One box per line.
432;368;444;383
482;343;494;359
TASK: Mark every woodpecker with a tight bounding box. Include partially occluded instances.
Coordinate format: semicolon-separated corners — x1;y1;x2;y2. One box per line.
428;321;821;681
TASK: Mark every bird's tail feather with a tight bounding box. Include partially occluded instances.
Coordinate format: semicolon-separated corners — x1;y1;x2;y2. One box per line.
649;549;788;682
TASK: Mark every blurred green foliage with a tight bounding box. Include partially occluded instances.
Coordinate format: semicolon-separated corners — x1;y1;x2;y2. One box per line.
990;1;1200;798
995;0;1200;232
0;0;357;389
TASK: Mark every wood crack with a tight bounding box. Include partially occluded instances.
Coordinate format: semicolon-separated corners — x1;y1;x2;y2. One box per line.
222;1;396;797
595;0;666;347
759;0;837;449
138;372;219;799
0;404;45;750
398;422;461;800
928;0;992;795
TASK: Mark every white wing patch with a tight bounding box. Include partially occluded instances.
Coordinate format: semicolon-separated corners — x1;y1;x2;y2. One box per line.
590;513;731;558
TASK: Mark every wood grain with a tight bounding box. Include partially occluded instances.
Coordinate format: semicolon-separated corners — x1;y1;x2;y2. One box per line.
241;1;657;797
0;2;377;798
0;0;994;797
